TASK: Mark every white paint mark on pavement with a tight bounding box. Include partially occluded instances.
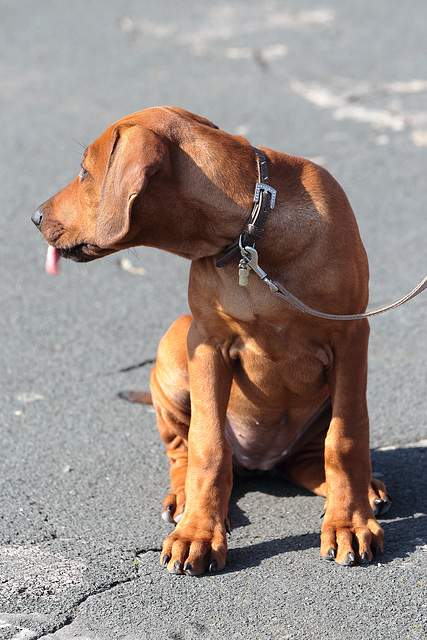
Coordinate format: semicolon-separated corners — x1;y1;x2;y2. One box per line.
375;439;427;450
291;78;427;144
0;618;38;640
119;258;147;276
0;546;87;599
15;392;44;403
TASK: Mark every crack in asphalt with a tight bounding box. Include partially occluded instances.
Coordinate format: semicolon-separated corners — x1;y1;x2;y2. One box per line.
26;548;162;639
82;356;156;379
118;358;156;373
34;575;137;639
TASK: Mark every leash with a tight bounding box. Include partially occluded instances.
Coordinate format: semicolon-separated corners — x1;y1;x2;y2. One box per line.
217;148;427;320
239;243;427;320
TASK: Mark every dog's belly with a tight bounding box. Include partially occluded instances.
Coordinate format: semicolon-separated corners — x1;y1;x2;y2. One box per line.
225;415;293;470
223;334;330;470
225;402;328;471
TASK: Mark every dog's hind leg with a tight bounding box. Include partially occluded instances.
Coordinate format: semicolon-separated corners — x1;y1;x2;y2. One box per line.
278;401;391;516
278;428;329;498
150;315;193;524
281;440;391;517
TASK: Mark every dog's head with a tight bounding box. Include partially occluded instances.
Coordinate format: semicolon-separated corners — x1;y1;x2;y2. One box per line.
32;107;257;271
32;115;172;264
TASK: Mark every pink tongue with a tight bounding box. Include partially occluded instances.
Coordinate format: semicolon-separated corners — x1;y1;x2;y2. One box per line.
45;246;61;275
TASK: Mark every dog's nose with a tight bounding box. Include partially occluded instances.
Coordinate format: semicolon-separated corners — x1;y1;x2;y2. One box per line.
31;209;44;229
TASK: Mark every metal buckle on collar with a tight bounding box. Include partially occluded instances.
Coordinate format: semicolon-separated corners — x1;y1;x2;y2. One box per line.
254;183;277;209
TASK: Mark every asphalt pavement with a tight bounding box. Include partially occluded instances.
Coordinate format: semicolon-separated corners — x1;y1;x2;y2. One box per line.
1;0;426;638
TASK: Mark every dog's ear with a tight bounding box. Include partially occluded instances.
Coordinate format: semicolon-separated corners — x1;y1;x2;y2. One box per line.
95;125;171;248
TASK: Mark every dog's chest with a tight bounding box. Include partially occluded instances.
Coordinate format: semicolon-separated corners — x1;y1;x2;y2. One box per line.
228;329;328;398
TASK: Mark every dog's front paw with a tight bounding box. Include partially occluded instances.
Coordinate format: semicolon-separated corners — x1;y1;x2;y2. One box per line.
160;518;228;576
320;510;384;565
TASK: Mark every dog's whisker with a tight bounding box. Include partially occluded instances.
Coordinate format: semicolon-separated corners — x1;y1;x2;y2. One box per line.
72;138;88;151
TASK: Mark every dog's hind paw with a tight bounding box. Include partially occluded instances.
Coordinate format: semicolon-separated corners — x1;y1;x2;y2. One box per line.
162;503;185;524
373;497;392;516
369;477;392;516
162;490;186;524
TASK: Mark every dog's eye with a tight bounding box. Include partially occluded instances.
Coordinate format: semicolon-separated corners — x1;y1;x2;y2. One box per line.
80;166;88;181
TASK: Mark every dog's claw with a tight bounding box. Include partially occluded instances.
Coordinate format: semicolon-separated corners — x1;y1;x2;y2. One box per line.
373;497;391;516
161;554;170;567
338;552;356;566
209;559;218;573
360;551;369;563
372;546;381;557
183;562;195;576
161;504;174;523
172;561;182;574
174;507;185;523
324;548;336;561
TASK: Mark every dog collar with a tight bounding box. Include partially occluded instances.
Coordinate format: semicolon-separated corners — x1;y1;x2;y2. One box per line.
216;147;276;268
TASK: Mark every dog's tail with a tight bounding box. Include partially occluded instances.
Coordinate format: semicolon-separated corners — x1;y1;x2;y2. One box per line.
118;390;153;404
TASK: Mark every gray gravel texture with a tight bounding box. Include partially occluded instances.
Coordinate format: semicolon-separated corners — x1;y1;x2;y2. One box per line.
1;0;426;638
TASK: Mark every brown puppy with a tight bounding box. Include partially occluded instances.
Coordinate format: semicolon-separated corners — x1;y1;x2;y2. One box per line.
32;106;390;575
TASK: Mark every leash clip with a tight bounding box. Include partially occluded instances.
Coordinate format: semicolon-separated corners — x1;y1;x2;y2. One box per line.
254;183;277;209
238;239;278;293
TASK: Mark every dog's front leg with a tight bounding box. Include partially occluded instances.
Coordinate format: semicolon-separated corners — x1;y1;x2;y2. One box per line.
321;320;384;565
160;321;233;576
